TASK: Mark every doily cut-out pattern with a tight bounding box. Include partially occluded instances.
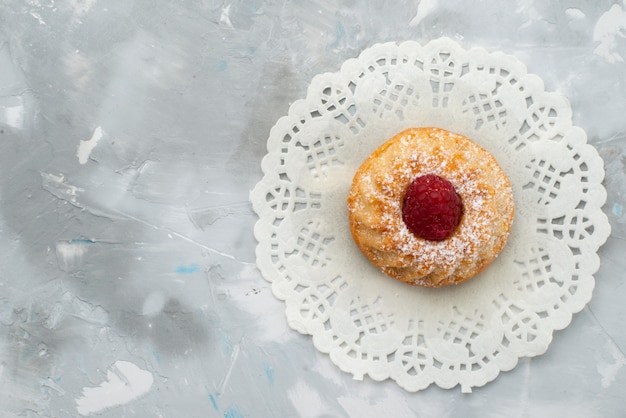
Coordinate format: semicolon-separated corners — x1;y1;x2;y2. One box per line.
250;38;610;393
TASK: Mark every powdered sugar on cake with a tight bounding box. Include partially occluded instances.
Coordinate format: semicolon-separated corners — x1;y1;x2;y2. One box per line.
347;127;514;287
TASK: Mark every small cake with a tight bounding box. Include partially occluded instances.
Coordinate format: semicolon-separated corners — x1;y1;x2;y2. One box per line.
347;127;514;287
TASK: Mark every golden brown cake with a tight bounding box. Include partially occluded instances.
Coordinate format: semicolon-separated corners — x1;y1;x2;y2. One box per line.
347;127;514;287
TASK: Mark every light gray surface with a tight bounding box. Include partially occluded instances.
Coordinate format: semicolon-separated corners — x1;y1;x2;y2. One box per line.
1;1;625;417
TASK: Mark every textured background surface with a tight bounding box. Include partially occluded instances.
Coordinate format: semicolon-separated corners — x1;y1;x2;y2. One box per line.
1;0;625;416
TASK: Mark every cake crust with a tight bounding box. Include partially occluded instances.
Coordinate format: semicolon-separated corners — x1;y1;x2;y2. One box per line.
347;127;514;287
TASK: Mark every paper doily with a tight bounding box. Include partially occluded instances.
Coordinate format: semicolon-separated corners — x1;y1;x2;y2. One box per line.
250;38;611;393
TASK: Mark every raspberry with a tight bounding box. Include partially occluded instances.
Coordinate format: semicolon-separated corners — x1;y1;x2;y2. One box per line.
402;174;463;241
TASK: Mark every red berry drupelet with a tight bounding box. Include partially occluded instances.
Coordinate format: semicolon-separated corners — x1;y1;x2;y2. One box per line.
401;174;463;241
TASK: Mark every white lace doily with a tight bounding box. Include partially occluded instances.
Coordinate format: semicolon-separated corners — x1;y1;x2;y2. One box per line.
250;38;611;393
